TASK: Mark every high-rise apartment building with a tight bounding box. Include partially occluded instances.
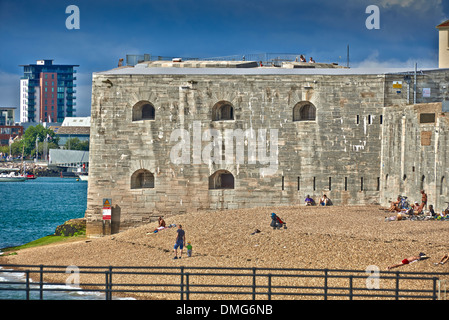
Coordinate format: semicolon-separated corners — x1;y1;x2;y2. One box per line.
19;59;79;123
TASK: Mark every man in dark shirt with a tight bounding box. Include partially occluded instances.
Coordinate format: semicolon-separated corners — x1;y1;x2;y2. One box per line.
173;225;186;259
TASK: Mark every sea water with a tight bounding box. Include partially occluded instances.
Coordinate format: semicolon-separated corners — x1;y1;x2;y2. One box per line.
0;177;124;300
0;177;87;249
0;267;108;300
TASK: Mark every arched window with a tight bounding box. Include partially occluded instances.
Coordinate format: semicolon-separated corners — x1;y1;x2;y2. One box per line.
212;101;234;121
293;101;316;121
209;170;235;189
131;169;154;189
132;101;155;121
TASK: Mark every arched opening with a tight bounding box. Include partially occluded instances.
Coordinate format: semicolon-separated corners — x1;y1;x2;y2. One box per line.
441;176;446;195
212;101;234;121
131;169;155;189
132;101;155;121
209;170;234;189
293;101;316;121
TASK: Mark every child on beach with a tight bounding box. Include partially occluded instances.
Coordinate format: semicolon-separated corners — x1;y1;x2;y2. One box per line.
186;242;192;257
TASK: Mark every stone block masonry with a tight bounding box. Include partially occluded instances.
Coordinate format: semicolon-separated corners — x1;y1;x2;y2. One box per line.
380;102;449;212
85;64;449;236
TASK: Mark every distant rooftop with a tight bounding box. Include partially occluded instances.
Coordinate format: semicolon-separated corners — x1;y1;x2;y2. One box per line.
19;59;79;67
436;19;449;28
56;126;90;136
61;116;91;127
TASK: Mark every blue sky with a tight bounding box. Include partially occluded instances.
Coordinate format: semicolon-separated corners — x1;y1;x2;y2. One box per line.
0;0;448;118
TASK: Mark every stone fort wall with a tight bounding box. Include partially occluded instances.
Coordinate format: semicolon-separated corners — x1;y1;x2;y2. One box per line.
85;66;449;236
381;102;449;212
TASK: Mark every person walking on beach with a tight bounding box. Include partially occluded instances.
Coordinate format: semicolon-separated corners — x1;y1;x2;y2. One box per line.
173;224;186;259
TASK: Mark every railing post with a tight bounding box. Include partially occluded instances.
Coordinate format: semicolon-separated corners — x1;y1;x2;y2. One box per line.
433;277;438;300
267;274;272;300
180;266;185;300
349;275;353;300
105;271;110;300
324;269;328;300
252;268;256;300
395;272;400;300
39;265;44;300
25;270;30;300
108;266;113;300
185;273;190;300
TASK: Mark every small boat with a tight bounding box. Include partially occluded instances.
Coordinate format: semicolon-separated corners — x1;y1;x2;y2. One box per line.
26;173;36;180
77;172;88;181
0;169;27;182
75;166;88;181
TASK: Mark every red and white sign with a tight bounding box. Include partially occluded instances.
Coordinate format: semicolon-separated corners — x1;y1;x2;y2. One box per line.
103;198;112;220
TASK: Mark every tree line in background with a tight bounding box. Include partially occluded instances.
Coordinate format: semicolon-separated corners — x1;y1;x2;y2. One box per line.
0;124;89;159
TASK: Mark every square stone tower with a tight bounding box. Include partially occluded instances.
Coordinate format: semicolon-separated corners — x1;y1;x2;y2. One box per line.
437;20;449;68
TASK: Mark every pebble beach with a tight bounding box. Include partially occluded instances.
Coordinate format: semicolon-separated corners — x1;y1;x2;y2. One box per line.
1;205;449;299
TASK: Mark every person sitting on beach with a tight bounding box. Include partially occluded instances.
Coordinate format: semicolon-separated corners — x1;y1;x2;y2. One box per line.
157;216;166;228
270;213;283;229
423;205;436;220
152;216;166;232
389;196;401;212
428;205;436;217
319;194;330;206
437;208;449;220
387;253;428;270
412;201;423;215
305;195;315;206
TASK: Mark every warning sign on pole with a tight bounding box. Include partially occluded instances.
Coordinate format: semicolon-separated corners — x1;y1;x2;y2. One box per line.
103;198;112;220
392;81;402;89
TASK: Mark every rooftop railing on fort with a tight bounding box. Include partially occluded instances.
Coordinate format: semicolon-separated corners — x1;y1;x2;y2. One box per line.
125;53;338;67
202;53;307;66
126;54;200;66
0;264;447;300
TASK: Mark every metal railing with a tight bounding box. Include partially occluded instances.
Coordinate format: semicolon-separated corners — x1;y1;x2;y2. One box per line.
125;53;337;67
0;264;447;300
